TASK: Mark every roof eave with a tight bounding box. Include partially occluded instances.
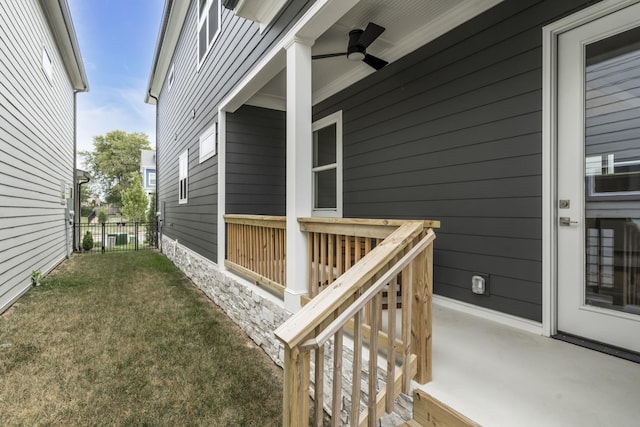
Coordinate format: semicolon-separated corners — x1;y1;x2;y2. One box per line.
39;0;89;92
145;0;190;104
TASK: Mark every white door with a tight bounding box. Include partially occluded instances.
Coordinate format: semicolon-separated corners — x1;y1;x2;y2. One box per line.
557;2;640;353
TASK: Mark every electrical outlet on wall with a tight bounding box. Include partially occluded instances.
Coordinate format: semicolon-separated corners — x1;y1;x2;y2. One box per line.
471;273;490;295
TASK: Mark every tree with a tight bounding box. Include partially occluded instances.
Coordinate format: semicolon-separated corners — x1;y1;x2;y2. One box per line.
80;130;151;205
121;173;148;222
145;192;158;246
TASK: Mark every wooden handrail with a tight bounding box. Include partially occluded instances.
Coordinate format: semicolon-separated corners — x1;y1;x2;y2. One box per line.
276;221;424;348
225;214;287;228
275;221;436;426
300;231;435;351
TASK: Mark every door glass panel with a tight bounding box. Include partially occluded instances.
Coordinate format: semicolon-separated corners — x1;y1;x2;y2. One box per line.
584;28;640;314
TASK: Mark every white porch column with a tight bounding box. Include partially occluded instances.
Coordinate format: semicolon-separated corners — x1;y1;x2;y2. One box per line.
285;37;313;313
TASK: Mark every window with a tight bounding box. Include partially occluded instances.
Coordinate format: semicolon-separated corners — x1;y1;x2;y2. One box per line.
312;111;342;217
199;122;217;162
148;172;156;187
178;150;188;204
42;46;53;83
167;64;175;92
198;0;220;67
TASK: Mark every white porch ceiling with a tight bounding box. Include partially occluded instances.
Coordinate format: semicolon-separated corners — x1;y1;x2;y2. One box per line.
245;0;502;110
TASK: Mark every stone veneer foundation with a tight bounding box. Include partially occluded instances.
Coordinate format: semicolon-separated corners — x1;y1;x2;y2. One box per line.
162;235;413;426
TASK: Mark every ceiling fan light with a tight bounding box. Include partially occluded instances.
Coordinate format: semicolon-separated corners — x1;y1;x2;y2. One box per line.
347;51;365;61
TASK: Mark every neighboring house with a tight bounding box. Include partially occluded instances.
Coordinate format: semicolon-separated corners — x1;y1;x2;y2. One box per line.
140;149;156;201
0;0;88;312
147;0;640;425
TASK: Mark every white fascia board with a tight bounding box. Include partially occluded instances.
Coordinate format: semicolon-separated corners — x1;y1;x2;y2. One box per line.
146;0;190;104
39;0;89;91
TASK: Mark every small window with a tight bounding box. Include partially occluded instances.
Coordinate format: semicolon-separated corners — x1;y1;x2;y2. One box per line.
198;0;220;68
167;64;175;92
178;150;189;204
312;111;342;217
148;172;156;187
42;47;53;83
199;122;217;162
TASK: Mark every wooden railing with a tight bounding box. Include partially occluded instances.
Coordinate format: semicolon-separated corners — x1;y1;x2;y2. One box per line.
224;214;286;296
300;218;439;300
275;220;436;426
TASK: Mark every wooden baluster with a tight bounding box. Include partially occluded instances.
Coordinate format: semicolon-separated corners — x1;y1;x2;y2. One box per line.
269;228;275;282
351;307;363;427
328;234;334;285
337;235;344;278
321;232;327;291
345;235;352;270
364;237;372;257
401;263;413;394
314;328;325;427
386;277;397;413
314;232;320;297
332;327;343;427
355;236;362;264
368;293;380;427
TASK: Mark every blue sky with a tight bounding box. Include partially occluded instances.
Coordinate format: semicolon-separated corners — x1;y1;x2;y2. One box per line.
67;0;164;155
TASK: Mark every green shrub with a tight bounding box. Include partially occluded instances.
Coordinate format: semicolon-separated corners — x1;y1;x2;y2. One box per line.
82;231;94;251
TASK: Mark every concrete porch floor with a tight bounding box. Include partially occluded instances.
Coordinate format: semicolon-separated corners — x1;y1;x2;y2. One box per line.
418;303;640;427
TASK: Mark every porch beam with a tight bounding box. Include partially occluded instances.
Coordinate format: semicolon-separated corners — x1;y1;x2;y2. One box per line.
285;37;314;313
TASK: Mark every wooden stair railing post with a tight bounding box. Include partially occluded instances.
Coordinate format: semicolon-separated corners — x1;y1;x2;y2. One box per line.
412;235;433;383
283;343;310;427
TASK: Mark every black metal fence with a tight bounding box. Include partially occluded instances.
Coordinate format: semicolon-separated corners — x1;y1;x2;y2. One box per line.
75;222;158;253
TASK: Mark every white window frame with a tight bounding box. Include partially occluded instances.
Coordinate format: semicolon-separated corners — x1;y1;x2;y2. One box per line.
197;0;221;70
148;172;156;187
167;63;175;92
199;122;217;163
178;150;189;204
42;46;53;84
312;111;343;218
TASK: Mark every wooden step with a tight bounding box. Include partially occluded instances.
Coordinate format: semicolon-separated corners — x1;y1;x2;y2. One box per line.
399;420;423;427
411;389;480;427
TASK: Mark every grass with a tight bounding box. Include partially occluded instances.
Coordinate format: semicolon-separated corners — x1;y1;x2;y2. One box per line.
0;251;283;426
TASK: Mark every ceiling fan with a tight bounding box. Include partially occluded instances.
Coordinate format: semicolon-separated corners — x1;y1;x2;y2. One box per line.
312;22;389;70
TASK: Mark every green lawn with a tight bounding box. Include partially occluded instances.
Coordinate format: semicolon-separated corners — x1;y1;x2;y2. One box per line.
0;252;283;426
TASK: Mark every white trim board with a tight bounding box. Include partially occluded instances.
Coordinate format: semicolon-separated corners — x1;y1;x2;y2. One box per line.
541;0;640;338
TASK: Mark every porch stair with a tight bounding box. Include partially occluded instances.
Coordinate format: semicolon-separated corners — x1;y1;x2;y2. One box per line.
401;389;479;427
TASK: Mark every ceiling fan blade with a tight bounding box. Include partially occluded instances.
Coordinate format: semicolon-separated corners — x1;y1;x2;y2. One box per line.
358;22;385;49
363;54;388;70
312;52;347;60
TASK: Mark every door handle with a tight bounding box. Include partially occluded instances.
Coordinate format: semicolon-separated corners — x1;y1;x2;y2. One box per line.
559;217;579;226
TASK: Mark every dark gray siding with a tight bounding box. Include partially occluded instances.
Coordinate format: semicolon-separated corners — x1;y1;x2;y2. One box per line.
156;0;313;262
226;105;286;216
0;0;76;313
313;0;600;321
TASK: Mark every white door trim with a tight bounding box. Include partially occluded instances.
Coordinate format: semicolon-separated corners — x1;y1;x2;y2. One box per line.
541;0;640;337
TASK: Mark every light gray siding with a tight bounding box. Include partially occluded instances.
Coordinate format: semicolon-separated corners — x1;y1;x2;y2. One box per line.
156;0;313;261
0;0;75;312
313;0;600;321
